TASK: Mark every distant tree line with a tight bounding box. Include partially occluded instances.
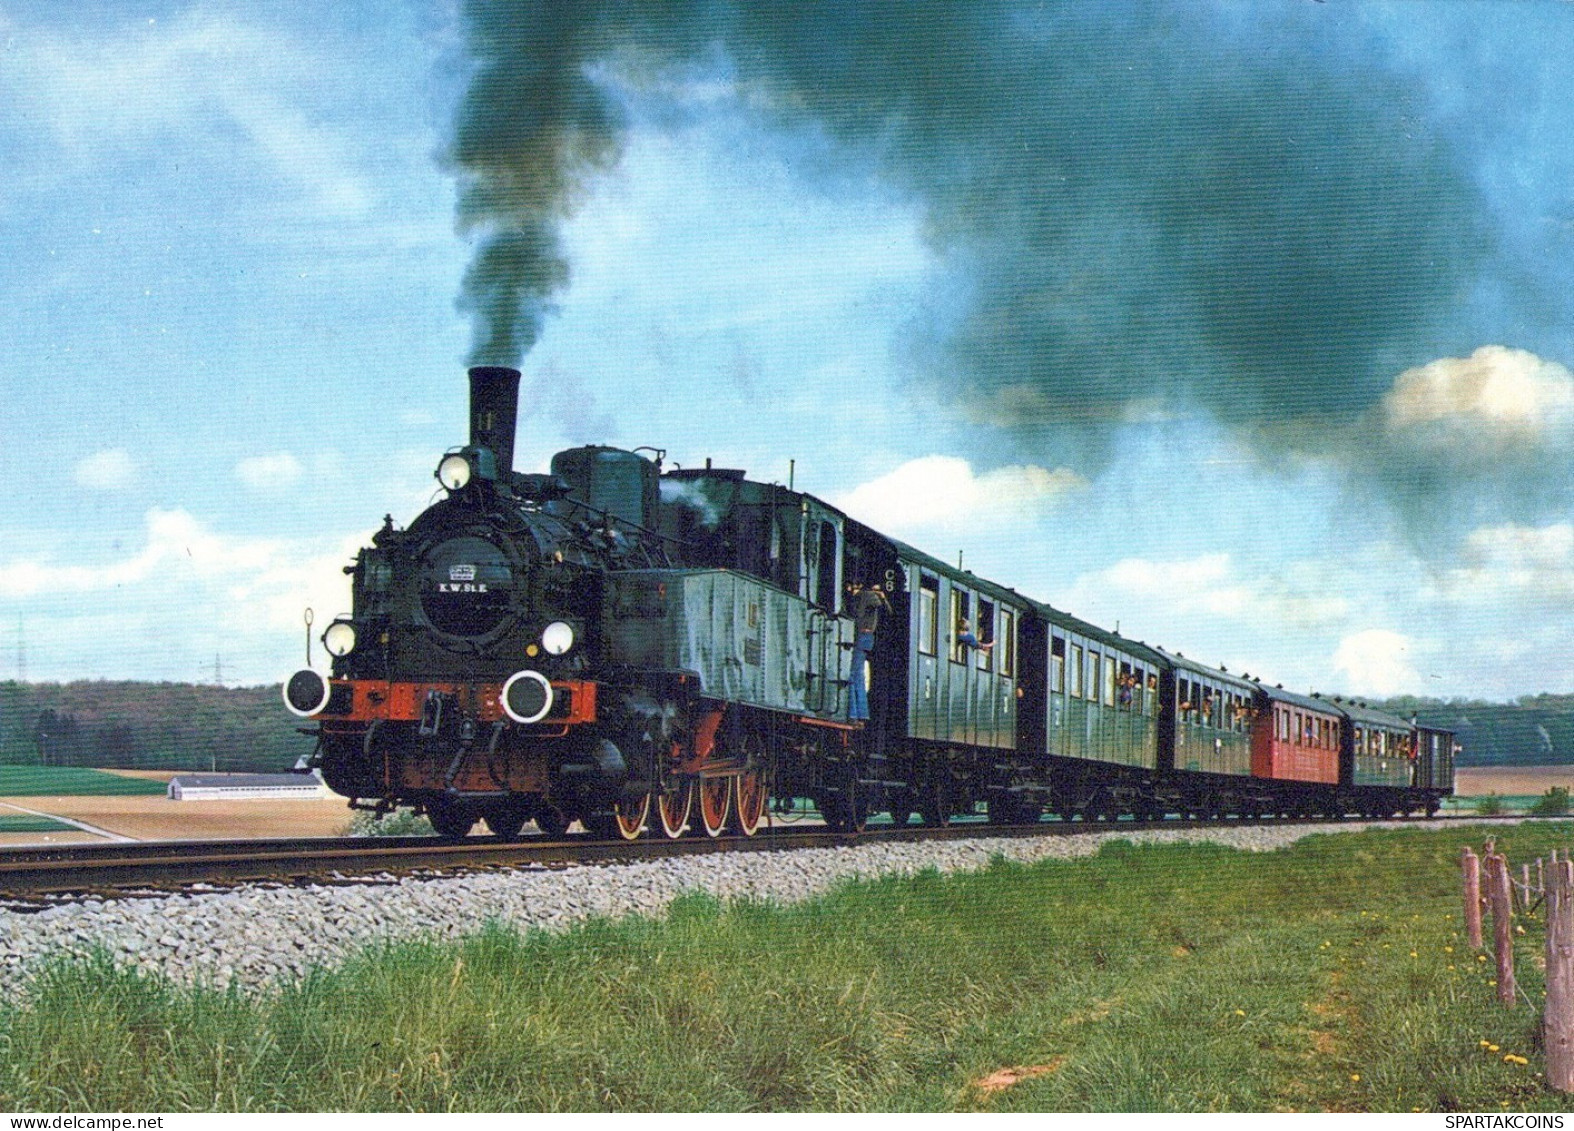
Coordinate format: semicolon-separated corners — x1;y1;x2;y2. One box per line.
1383;694;1574;767
0;681;309;772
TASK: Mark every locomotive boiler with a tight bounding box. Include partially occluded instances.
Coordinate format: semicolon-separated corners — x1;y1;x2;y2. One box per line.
285;366;864;839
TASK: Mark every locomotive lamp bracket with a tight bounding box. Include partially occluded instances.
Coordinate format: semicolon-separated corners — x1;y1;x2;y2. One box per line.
419;690;452;737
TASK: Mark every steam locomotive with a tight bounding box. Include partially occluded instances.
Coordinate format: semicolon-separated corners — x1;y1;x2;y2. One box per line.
283;366;1454;839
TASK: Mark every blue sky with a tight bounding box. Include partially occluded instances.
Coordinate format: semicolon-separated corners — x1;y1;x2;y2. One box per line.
2;1;1573;701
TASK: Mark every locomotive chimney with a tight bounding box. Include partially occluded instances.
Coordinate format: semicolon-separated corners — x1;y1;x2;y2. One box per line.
468;366;520;475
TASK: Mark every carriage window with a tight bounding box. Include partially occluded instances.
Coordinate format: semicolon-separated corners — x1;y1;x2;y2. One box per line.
999;609;1016;677
1069;643;1084;698
1050;634;1064;693
1200;686;1216;728
918;575;938;656
949;589;970;664
1178;678;1191;721
1103;654;1117;707
1087;650;1101;701
977;599;996;672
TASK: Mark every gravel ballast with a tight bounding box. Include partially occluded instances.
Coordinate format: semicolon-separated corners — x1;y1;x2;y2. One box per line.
0;820;1466;994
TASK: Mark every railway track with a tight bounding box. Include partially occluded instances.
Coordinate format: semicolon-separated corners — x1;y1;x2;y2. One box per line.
0;812;1515;904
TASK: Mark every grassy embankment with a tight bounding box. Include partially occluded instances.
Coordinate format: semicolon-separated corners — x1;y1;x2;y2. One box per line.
0;816;73;833
3;823;1573;1112
0;768;165;833
0;766;168;797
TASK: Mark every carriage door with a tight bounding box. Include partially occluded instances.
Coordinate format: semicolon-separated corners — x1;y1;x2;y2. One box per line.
802;506;844;713
912;570;940;740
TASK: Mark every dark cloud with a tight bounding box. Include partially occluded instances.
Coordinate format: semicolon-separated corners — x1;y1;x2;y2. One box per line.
447;1;1497;494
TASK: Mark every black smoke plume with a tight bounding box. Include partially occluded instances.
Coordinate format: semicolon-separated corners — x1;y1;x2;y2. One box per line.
447;1;1490;480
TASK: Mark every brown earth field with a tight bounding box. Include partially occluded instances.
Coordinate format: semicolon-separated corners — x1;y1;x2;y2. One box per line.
0;769;356;844
0;829;105;848
1452;765;1574;797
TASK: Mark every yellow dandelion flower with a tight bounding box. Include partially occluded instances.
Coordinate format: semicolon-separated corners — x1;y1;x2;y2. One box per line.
1505;1055;1529;1066
1234;1009;1245;1017
1449;965;1456;971
1490;1045;1501;1053
1410;951;1419;958
1351;1074;1361;1082
1481;1040;1493;1048
1517;925;1526;935
1478;954;1488;962
1445;946;1454;953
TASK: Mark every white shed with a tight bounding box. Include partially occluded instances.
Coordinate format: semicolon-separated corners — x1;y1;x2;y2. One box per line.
167;771;330;801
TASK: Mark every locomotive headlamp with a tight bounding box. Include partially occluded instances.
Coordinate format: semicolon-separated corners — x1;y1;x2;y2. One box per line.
323;620;357;658
282;669;331;717
501;670;554;724
541;621;575;656
436;452;472;491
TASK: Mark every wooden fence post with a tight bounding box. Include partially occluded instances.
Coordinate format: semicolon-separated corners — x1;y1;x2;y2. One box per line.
1463;847;1483;950
1546;860;1574;1093
1488;852;1517;1006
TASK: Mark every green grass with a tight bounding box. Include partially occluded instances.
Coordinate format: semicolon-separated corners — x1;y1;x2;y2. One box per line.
2;823;1573;1112
0;765;167;797
0;814;74;833
1441;795;1542;815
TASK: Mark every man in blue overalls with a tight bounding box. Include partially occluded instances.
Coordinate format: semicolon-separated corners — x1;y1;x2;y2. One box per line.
847;579;892;725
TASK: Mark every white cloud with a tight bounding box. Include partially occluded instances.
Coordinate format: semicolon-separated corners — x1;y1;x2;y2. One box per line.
0;507;369;682
1382;345;1574;447
73;448;136;490
1441;521;1574;603
0;508;279;598
831;455;1085;534
1059;553;1349;631
235;452;305;493
1331;629;1421;697
5;9;373;216
1462;520;1574;567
